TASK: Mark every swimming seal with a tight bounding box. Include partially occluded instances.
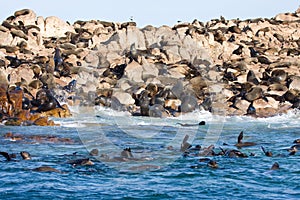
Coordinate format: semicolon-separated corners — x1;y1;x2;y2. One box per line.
20;151;31;160
261;146;273;157
33;166;61;173
191;158;218;169
270;162;279;170
220;147;248;158
293;139;300;144
0;151;14;161
181;135;192;152
120;148;133;158
67;158;94;167
89;148;99;156
235;131;256;147
177;121;206;127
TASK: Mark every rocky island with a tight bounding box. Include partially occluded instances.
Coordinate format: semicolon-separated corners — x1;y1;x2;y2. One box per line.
0;8;300;125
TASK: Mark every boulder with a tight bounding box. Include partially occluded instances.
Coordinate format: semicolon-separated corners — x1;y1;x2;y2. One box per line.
180;95;198;112
0;31;13;46
43;16;75;38
124;60;143;82
13;9;37;26
112;91;135;105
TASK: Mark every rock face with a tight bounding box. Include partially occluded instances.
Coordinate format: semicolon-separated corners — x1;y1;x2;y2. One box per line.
1;7;300;125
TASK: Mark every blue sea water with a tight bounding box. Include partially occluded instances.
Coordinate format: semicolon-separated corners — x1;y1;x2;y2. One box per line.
1;106;300;199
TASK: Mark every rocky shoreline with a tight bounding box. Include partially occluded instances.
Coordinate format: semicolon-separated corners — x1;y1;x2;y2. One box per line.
0;8;300;125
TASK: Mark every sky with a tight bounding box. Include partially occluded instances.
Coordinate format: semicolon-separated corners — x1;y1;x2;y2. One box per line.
0;0;299;27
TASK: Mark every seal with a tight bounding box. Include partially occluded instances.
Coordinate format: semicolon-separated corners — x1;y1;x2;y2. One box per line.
270;162;279;170
191;158;218;169
288;144;299;155
293;139;300;144
67;158;94;167
33;89;64;112
221;148;248;158
5;56;28;68
261;146;273;157
235;131;256;147
120;148;133;158
247;70;259;85
270;69;287;83
20;151;31;160
177;121;206;127
33;166;61;173
54;47;63;71
197;145;216;156
0;151;14;161
89;148;99;156
207;160;218;169
180;135;192;152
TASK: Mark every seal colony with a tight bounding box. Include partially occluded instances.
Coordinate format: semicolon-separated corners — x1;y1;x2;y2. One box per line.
1;130;298;173
0;8;300;125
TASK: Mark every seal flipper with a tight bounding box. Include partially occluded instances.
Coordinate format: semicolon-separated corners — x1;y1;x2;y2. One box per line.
181;135;192;152
261;146;272;157
270;162;279;170
237;131;244;144
0;151;11;161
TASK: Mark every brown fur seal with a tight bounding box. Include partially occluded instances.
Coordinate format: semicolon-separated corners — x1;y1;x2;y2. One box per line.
247;70;259;85
89;148;99;156
270;162;279;170
0;151;14;161
20;151;31;160
120;148;133;158
261;146;273;157
33;166;61;173
235;131;256;147
293;139;300;144
191;159;218;169
181;135;192;152
67;158;94;167
219;147;248;158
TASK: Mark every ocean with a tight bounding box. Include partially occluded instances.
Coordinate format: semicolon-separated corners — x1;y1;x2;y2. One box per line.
0;106;300;199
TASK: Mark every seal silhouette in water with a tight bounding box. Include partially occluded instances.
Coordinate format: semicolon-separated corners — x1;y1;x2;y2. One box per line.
270;162;279;170
181;135;192;152
67;158;94;167
121;148;133;158
293;139;300;144
219;147;248;158
0;152;14;161
0;151;30;161
177;121;206;126
235;131;256;147
33;166;61;173
191;158;218;169
20;151;31;160
89;148;99;156
261;146;273;157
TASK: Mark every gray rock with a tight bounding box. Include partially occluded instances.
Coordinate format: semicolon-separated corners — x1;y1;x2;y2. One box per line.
180;95;198;112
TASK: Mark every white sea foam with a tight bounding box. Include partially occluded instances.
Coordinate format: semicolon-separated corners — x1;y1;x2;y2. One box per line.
58;106;300;128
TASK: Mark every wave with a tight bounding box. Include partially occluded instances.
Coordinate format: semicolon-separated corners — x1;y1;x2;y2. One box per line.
56;106;300;129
